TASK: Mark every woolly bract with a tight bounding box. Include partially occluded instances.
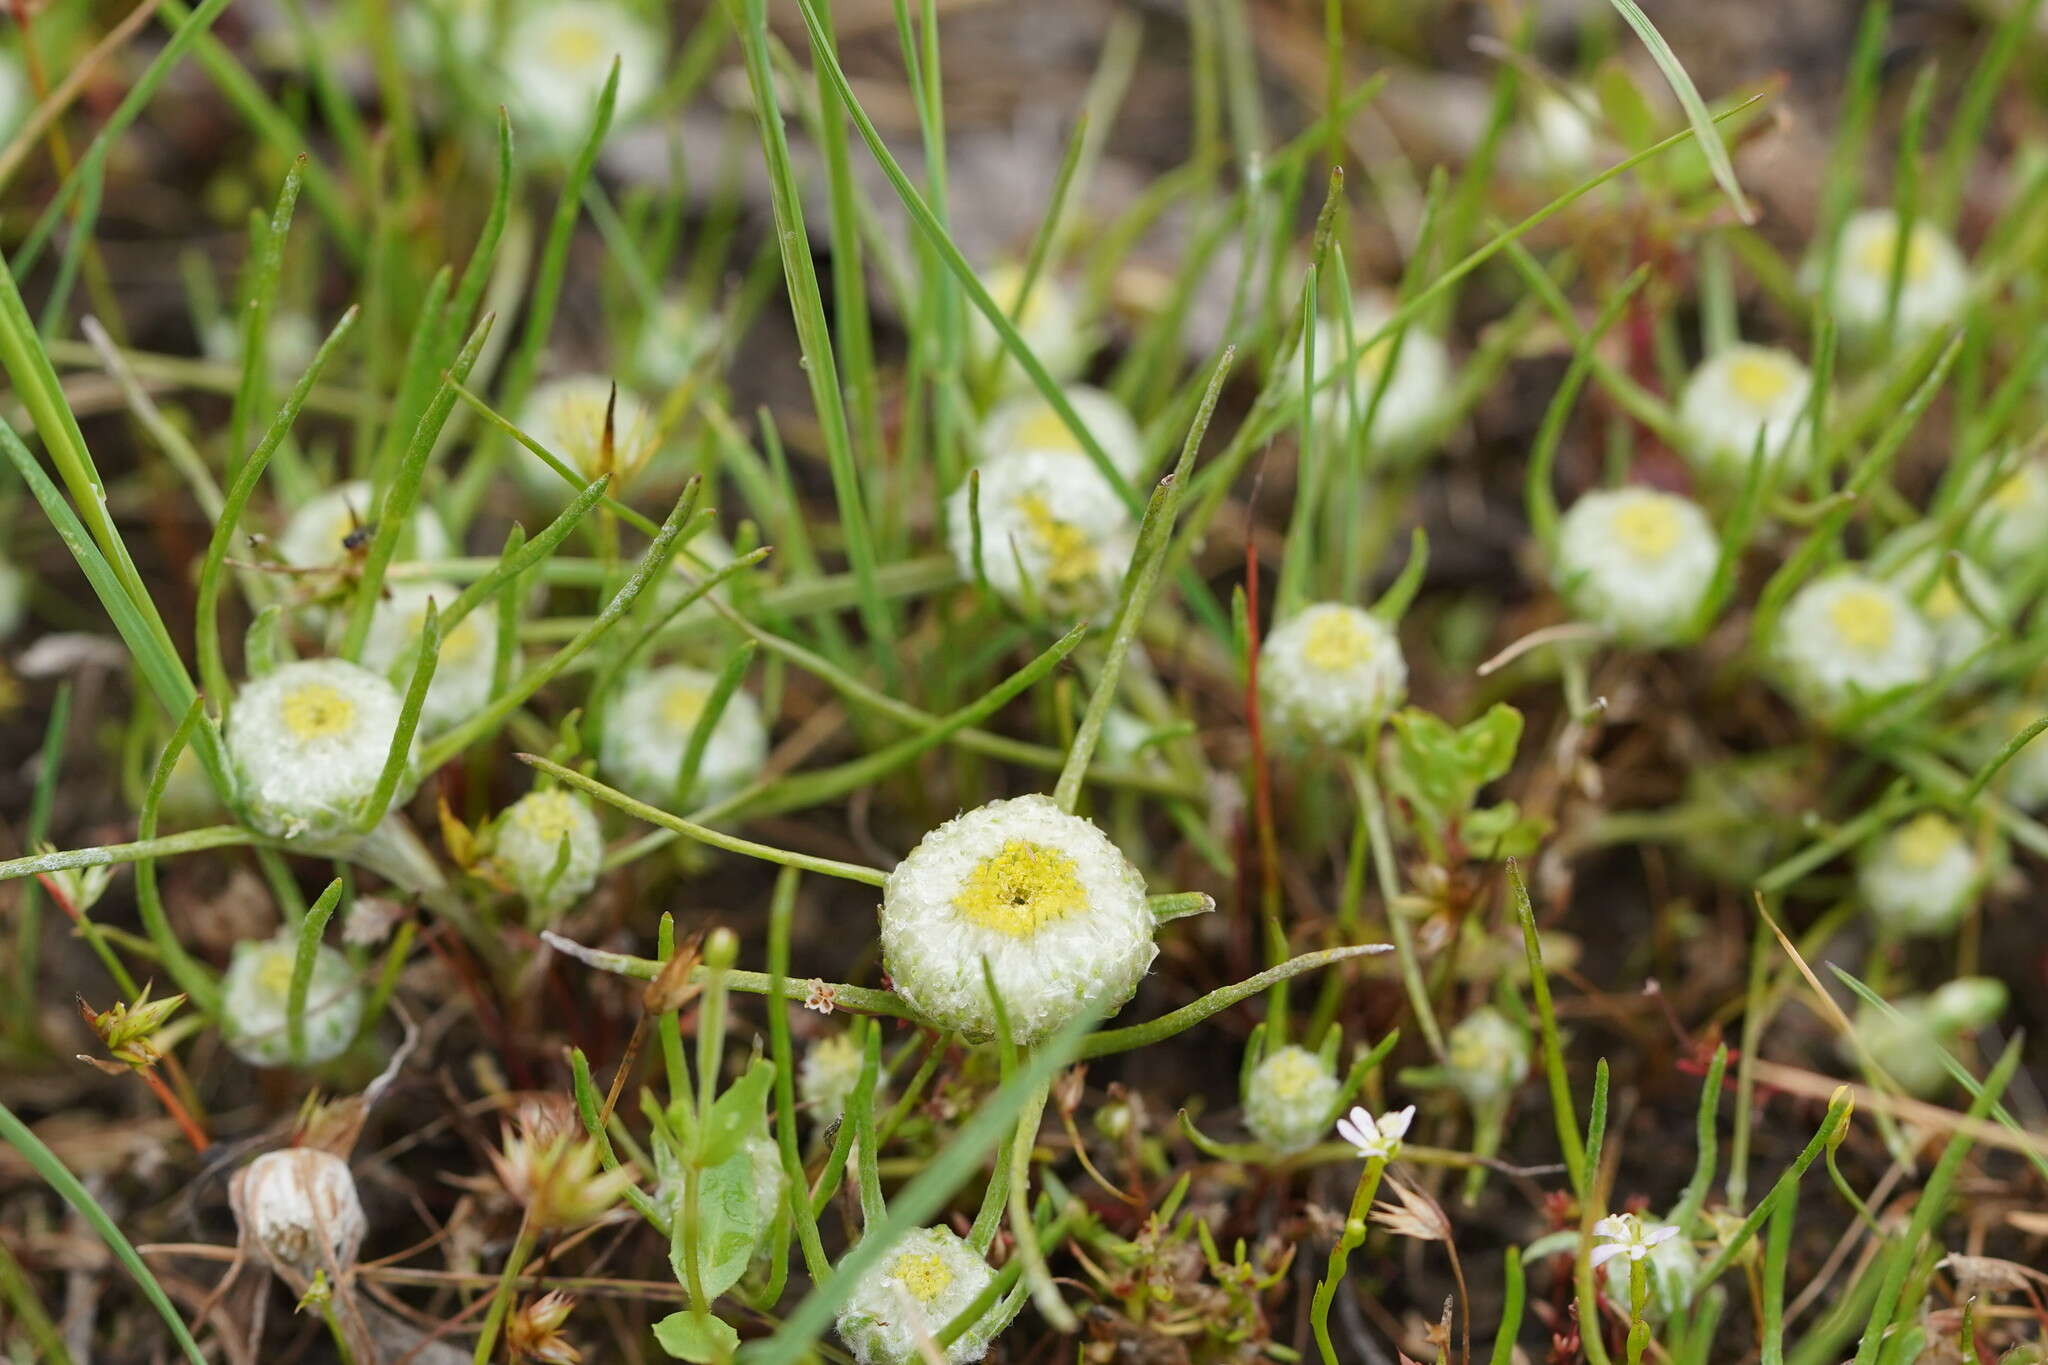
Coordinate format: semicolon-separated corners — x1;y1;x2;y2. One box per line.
879;795;1155;1043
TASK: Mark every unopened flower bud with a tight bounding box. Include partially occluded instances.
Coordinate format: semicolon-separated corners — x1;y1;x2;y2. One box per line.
238;1148;366;1276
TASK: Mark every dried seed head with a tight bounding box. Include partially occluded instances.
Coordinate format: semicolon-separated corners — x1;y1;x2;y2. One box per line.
490;1120;636;1230
238;1148;366;1277
508;1291;582;1364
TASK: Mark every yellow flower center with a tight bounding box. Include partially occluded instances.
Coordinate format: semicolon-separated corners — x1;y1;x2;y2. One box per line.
512;791;582;846
1014;406;1082;452
1263;1050;1325;1101
1015;493;1097;587
1727;353;1795;406
1992;469;2037;511
255;948;297;999
1301;610;1375;671
1827;588;1895;652
1893;812;1960;870
549;21;606;68
1611;497;1683;561
891;1251;954;1306
1351;336;1394;381
280;683;358;741
1852;223;1936;284
661;683;708;731
407;609;484;663
1920;576;1961;621
953;839;1087;939
991;266;1049;330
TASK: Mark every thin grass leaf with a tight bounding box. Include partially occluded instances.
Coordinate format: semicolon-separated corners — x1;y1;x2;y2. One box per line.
1602;0;1752;223
286;879;346;1065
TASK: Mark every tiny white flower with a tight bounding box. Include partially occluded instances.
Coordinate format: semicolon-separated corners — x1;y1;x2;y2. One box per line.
236;1148;366;1276
1856;812;1978;938
1822;208;1970;343
963;262;1092;394
1772;572;1936;724
1598;1214;1699;1320
1334;1103;1415;1162
1300;294;1454;460
1589;1212;1681;1269
1244;1045;1342;1155
275;481;454;574
357;581;499;736
798;1031;868;1128
1508;87;1602;182
1258;602;1407;746
226;659;418;840
220;933;365;1068
879;794;1156;1044
946;448;1136;619
598;663;768;808
1966;456;2048;572
517;374;664;496
1554;487;1719;645
0;553;25;640
500;1;663;152
631;293;712;391
491;787;605;917
977;384;1148;481
1880;545;2004;677
1446;1007;1531;1109
836;1225;1001;1365
1675;344;1814;485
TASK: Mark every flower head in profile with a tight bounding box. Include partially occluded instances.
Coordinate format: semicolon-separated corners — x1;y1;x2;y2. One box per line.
1335;1104;1415;1162
491;787;606;920
1590;1213;1681;1268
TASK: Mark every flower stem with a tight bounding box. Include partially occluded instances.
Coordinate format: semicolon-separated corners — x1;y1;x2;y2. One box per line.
472;1214;537;1365
1311;1155;1389;1365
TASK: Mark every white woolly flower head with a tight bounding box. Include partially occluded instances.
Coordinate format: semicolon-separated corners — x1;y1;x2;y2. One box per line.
238;1148;366;1276
517;375;663;496
1446;1007;1531;1109
227;659;418;840
1856;811;1979;938
1508;87;1601;181
1300;295;1453;459
631;293;712;391
1554;487;1719;645
799;1031;867;1128
1966;456;2048;571
1675;344;1814;485
500;1;663;151
358;581;499;736
1822;208;1970;342
1243;1045;1340;1155
835;1225;1000;1365
1258;602;1407;746
275;481;454;573
879;794;1156;1044
964;262;1092;393
1594;1215;1697;1319
0;553;25;640
598;663;768;808
1842;979;2004;1098
1772;572;1936;724
220;933;365;1067
491;787;605;918
1880;545;2004;678
977;384;1148;481
946;449;1136;620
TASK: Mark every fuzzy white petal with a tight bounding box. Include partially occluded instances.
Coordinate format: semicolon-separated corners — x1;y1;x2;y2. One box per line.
1259;603;1407;746
1554;488;1719;645
598;663;768;808
226;659;418;841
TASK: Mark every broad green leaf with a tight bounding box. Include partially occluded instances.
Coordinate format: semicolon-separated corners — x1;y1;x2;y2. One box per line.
671;1134;770;1301
656;1310;741;1362
702;1058;775;1167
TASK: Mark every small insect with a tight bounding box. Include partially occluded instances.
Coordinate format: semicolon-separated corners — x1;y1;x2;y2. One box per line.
342;521;376;552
